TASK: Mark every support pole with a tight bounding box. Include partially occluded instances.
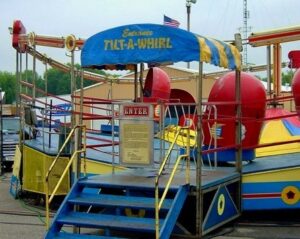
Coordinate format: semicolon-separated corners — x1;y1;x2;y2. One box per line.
32;45;36;105
15;51;20;115
195;61;203;237
139;63;144;102
79;70;84;173
235;69;242;213
273;43;282;97
266;45;272;96
25;51;28;95
186;4;191;69
70;50;76;130
18;52;22;116
134;65;138;102
235;69;242;173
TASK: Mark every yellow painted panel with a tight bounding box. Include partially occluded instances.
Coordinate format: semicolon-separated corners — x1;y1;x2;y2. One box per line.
23;145;70;195
12;145;22;178
256;120;300;157
156;126;196;147
243;166;300;183
81;159;125;175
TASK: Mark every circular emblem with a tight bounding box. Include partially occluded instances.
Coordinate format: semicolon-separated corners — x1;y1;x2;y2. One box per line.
217;194;225;216
281;186;300;205
28;32;36;46
65;34;76;51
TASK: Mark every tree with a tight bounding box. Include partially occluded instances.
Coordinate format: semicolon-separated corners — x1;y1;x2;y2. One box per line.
0;71;16;103
21;70;44;97
260;70;294;86
281;70;294;86
45;64;110;95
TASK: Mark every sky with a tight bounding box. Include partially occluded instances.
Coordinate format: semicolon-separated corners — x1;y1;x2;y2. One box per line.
1;0;300;75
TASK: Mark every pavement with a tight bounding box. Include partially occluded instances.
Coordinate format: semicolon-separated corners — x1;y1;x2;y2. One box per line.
0;172;46;239
1;171;300;239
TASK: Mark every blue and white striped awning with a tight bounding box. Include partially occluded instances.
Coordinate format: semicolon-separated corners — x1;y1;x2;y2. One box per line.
81;24;241;70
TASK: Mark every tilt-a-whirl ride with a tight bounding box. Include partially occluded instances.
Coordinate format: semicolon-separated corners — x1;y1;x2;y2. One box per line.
9;20;300;238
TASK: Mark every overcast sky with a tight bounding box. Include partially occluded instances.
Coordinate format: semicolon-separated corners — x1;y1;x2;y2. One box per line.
1;0;300;75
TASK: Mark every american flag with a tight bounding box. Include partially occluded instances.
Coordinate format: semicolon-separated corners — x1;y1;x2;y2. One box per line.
163;15;180;28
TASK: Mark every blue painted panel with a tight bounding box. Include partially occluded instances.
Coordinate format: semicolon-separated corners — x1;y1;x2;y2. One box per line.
160;185;189;239
283;119;300;136
203;185;239;232
100;124;119;134
9;175;20;198
242;181;300;194
243;153;300;174
242;181;300;210
243;198;300;210
202;146;255;162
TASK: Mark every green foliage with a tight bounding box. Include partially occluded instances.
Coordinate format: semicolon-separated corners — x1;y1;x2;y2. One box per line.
45;64;105;94
46;67;71;95
0;64;109;102
21;70;45;97
281;70;294;86
0;71;16;103
260;70;294;86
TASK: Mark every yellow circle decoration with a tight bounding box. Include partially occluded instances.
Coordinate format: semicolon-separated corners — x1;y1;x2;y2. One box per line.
217;194;225;216
65;34;76;52
28;32;36;46
281;186;300;205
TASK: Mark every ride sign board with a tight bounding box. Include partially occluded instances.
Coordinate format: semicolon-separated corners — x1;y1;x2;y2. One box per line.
119;104;154;167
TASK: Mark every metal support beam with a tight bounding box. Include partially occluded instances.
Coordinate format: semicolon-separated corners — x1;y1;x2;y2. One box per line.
273;43;282;96
266;45;272;95
196;61;203;237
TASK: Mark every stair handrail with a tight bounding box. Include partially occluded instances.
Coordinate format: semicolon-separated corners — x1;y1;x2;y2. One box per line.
45;124;86;229
155;126;191;239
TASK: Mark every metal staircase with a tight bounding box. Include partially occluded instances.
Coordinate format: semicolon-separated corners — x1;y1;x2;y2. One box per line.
45;176;189;238
45;125;191;238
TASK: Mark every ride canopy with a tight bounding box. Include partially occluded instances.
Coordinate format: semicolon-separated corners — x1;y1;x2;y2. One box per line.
81;24;241;70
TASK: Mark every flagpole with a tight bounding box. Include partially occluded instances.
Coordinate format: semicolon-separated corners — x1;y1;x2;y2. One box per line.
186;0;197;69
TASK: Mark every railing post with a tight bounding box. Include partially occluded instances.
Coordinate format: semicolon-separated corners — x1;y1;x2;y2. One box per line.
155;126;192;238
45;125;86;230
45;179;50;230
155;182;159;239
82;125;87;176
186;127;190;184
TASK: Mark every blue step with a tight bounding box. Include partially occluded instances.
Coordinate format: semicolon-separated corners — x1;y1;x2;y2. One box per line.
52;232;125;239
46;177;189;239
159;184;189;239
56;211;163;233
68;193;172;211
77;177;179;192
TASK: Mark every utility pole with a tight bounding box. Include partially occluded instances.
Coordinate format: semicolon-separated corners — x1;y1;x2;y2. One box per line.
242;0;251;67
186;0;197;69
